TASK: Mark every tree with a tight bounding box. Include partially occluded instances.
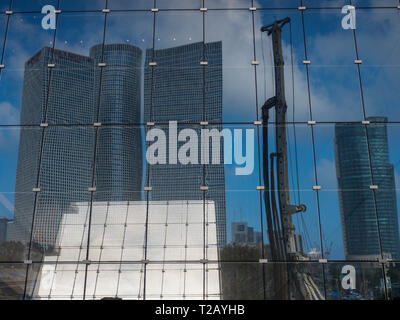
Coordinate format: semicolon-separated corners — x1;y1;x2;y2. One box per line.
219;244;274;300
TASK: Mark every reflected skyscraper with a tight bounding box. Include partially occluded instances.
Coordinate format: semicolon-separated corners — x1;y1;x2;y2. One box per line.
0;217;9;243
90;44;143;201
335;117;400;260
12;44;143;246
144;42;226;246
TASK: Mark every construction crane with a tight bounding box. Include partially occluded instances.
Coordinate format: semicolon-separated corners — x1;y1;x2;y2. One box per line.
261;18;324;300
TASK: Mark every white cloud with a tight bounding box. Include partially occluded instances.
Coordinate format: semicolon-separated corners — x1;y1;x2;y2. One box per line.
0;101;19;124
0;193;14;214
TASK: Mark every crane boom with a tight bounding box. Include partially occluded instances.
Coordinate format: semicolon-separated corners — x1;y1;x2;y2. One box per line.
261;18;323;300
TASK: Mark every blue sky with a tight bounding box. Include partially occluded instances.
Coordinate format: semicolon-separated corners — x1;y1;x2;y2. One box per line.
0;0;399;260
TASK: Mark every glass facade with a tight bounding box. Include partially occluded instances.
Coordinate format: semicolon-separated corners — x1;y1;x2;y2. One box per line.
0;0;399;300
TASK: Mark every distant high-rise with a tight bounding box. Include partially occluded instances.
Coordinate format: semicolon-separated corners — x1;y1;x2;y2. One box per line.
90;44;143;201
144;42;226;246
231;222;262;246
0;217;9;243
13;47;95;246
13;44;143;246
335;117;400;260
231;222;248;244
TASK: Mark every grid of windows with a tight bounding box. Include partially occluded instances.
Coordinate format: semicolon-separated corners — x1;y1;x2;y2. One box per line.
0;0;400;300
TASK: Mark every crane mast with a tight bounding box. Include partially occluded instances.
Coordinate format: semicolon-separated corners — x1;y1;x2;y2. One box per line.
261;18;323;300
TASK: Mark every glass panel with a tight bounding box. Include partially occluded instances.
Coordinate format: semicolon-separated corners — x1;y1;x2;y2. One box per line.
0;14;56;125
147;201;205;262
55;12;105;56
24;126;95;260
155;10;202;50
260;124;323;260
353;0;398;7
30;191;92;262
146;122;203;257
378;124;400;260
325;262;386;300
256;0;302;9
86;263;144;299
221;124;260;191
206;0;251;9
386;262;400;300
157;0;202;9
313;125;346;260
316;123;386;260
220;262;265;299
0;1;10;11
105;11;153;51
145;126;207;262
0;127;38;194
89;197;146;262
356;9;400;121
48;12;105;125
205;263;221;299
0;127;40;260
31;263;147;300
205;124;262;260
205;10;255;122
304;0;349;7
2;195;36;260
145;263;204;300
102;12;151;122
118;264;145;300
303;9;364;122
220;262;325;300
11;0;57;12
0;263;26;300
60;0;106;11
94;126;144;199
108;0;153;10
121;203;147;262
255;9;309;122
38;127;95;194
0;13;6;54
46;200;90;262
28;262;86;300
217;191;263;261
150;11;203;123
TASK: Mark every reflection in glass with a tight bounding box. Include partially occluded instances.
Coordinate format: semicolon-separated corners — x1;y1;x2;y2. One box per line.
325;263;386;300
0;264;26;300
335;119;400;260
0;14;55;125
0;0;399;301
356;9;400;120
303;10;364;122
30;200;219;299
